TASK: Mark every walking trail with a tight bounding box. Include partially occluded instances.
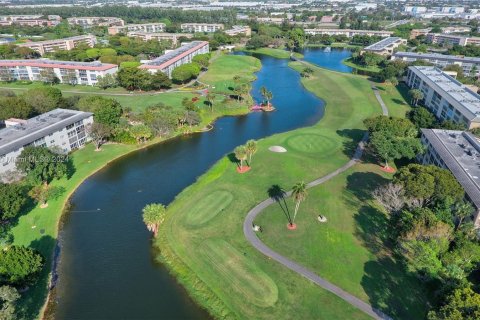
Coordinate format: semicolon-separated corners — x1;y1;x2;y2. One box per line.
243;77;392;320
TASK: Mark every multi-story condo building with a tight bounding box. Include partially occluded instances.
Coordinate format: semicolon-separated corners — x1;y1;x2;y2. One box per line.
108;23;166;35
180;23;224;33
0;59;118;86
403;6;427;14
362;37;407;56
426;33;480;47
0;108;93;174
67;17;124;27
442;26;471;34
410;28;432;39
127;32;192;46
406;66;480;129
419;129;480;226
304;28;393;38
0;14;61;27
224;25;251;36
17;35;97;56
139;41;209;77
392;52;480;76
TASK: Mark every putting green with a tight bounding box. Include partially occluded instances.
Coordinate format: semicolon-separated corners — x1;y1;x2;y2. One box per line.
184;191;233;227
286;134;339;154
199;239;278;308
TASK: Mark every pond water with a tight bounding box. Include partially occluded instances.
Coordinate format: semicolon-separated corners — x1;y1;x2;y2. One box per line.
302;47;353;73
53;49;350;319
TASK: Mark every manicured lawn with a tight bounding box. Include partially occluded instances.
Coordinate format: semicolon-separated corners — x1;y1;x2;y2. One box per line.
156;61;393;319
243;47;304;59
256;163;430;319
342;57;381;73
376;83;412;118
0;81;129;94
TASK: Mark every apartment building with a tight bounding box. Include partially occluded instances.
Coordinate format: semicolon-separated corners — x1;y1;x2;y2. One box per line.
426;33;480;47
392;52;480;76
0;109;93;174
362;37;407;56
406;66;480;129
108;23;166;35
139;41;209;77
442;26;471;34
419;129;480;226
304;28;393;38
127;32;192;46
0;59;117;86
180;23;224;33
17;35;97;56
67;16;124;27
0;14;61;27
409;28;432;39
224;25;251;37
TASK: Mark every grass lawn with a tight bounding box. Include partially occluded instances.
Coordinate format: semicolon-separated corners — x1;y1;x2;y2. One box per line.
375;82;412;118
243;47;304;59
306;43;362;49
342;58;381;73
9;52;260;319
256;163;430;319
0;81;129;94
155;61;411;319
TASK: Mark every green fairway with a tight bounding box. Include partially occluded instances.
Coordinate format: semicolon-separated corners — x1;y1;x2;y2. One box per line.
376;83;412;118
342;58;381;73
155;60;402;319
184;190;233;227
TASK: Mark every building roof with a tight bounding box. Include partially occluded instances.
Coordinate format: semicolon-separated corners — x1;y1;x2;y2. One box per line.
394;51;480;64
409;66;480;120
364;37;404;51
422;128;480;209
140;41;208;70
0;59;118;71
17;34;95;47
0;108;93;156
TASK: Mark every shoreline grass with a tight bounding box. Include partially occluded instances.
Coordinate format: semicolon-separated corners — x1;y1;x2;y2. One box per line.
342;57;381;73
242;47;304;59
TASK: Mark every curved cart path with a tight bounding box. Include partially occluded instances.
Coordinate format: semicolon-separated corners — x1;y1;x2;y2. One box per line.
243;77;392;320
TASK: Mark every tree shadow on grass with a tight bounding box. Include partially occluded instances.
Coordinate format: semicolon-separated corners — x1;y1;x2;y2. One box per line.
336;128;366;158
392;98;407;106
227;152;239;168
267;184;292;225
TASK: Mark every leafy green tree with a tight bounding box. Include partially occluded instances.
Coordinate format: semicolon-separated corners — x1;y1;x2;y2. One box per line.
408;107;437;129
428;287;480;320
0;286;20;320
86;122;112;151
39;69;59;85
117;67;151;91
77;96;122;128
16;147;68;185
0;184;26;221
28;184;64;208
286;28;305;50
0;246;43;285
96;74;118;90
0;96;34;120
399;239;447;280
142;203;166;237
171;63;201;83
130;124;152;144
291;181;308;225
409;89;424;106
369;130;423;169
184;111;201;127
150;72;172;90
22;87;62;114
192;53;210;70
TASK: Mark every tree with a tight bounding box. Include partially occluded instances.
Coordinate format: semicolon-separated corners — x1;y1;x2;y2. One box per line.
388;77;399;87
96;74;118;90
16;146;68;185
86;122;112;151
408;107;436;129
22;87;62;114
117;67;151;91
399;238;447;280
142;203;166;237
234;146;248;170
205;92;215;111
245;140;257;165
28;184;64;208
192;53;210;70
409;89;424;106
150;71;172;90
130;124;152;144
171;63;201;84
77;96;122;128
291;181;308;226
0;246;43;285
0;286;20;320
0;184;26;221
428;287;480;320
39;68;60;85
372;182;407;214
0;96;34;120
370;131;423;169
452;201;474;230
260;86;273;109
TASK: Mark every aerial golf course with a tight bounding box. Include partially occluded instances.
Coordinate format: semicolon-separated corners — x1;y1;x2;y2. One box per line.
156;53;428;320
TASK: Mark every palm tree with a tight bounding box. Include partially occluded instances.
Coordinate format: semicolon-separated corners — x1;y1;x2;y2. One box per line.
142;203;166;237
206;92;215;111
291;181;308;226
234;145;248;170
454;201;473;231
408;89;424;106
389;77;399;87
245;140;257;165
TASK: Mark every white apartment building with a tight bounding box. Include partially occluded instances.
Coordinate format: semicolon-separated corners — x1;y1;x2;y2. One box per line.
362;37;407;56
392;52;480;76
442;26;471;34
139;41;209;77
17;35;97;55
0;59;118;86
127;32;192;46
0;109;93;174
108;23;166;35
305;28;393;38
180;23;224;33
419;129;480;226
406;66;480;129
426;33;480;47
224;25;251;37
67;17;124;27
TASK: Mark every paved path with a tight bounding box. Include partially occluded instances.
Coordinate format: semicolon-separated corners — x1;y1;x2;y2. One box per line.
243;71;391;319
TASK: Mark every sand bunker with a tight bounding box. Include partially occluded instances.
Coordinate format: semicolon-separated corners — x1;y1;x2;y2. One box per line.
269;146;287;153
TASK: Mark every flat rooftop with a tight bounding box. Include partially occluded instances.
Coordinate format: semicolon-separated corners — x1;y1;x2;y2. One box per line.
140;41;208;69
18;34;95;46
394;51;480;64
422;129;480;209
0;59;117;71
0;108;92;156
364;37;404;51
409;66;480;119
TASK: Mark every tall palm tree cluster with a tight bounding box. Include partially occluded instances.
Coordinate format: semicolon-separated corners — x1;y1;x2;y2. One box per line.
260;86;274;110
234;140;258;172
